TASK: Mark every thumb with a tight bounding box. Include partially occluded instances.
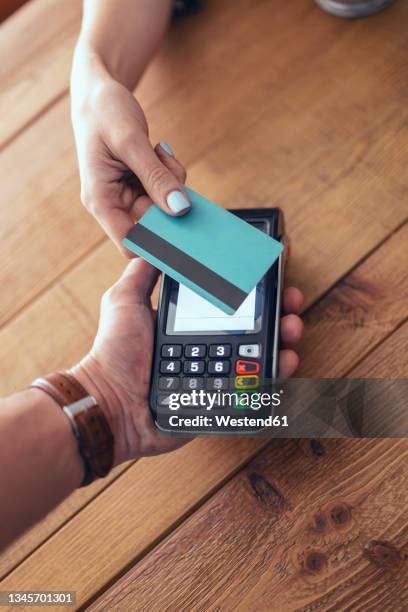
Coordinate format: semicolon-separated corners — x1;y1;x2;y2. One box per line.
123;136;191;216
118;258;160;302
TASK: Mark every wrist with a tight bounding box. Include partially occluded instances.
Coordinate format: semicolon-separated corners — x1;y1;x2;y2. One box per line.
72;37;138;97
71;42;114;115
69;355;129;466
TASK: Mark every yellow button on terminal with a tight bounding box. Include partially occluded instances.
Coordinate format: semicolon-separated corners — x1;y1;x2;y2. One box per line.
235;375;260;390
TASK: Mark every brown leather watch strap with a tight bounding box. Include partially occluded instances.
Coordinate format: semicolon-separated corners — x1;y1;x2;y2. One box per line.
31;371;88;407
31;372;114;486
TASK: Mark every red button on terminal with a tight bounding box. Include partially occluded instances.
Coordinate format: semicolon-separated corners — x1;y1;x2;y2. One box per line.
235;360;260;375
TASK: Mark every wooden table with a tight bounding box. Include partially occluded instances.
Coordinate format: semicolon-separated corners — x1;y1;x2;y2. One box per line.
0;0;407;609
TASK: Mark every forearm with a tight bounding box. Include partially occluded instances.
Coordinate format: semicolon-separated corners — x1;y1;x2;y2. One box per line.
0;389;83;550
0;260;187;551
72;0;172;97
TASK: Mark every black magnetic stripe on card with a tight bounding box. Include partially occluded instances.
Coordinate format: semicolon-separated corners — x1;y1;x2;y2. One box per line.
127;223;247;311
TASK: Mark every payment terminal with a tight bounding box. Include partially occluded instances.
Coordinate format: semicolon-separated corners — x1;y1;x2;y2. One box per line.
150;208;286;433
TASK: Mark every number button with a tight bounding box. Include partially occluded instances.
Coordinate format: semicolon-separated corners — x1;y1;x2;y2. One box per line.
159;377;181;390
182;377;205;390
208;360;231;375
206;377;230;390
185;344;206;358
161;344;182;358
209;344;231;358
157;394;178;409
160;360;181;374
184;360;205;374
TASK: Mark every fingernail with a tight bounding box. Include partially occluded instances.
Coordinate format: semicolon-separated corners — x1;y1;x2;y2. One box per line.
167;190;191;214
160;141;174;157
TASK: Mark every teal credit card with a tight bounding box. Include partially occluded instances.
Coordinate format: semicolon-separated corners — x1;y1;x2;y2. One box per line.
123;186;283;314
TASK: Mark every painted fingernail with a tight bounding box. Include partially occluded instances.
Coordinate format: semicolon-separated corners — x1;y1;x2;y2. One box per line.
167;190;191;214
160;141;174;157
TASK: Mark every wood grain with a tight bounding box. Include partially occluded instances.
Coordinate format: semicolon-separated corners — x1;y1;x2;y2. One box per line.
0;0;266;325
1;219;406;605
1;0;408;325
0;0;407;608
351;320;408;379
0;0;258;147
0;98;105;329
0;278;94;396
151;0;408;307
0;240;132;398
0;0;81;147
0;214;399;579
90;336;408;612
297;223;408;377
90;438;408;612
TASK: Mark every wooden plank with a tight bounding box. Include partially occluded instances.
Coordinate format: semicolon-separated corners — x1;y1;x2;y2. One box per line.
0;0;291;323
297;223;408;377
91;437;408;611
88;333;408;611
0;279;93;397
1;0;285;328
148;0;408;307
0;0;272;147
0;1;30;24
0;0;81;147
1;0;408;602
2;262;405;587
184;70;408;308
0;242;124;398
2;218;406;605
2;0;408;326
0;96;104;328
350;320;408;379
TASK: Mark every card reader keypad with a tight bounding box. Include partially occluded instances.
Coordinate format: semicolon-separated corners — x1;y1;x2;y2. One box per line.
207;360;230;375
185;344;206;358
158;343;262;396
159;376;181;390
161;344;182;358
206;377;229;390
183;377;204;390
184;360;205;374
208;344;231;358
160;360;182;374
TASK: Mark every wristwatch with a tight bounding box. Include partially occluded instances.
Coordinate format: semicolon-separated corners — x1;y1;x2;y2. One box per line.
31;372;114;486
